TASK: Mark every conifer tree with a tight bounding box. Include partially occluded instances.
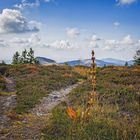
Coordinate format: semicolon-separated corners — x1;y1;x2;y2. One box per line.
21;49;28;63
27;48;35;64
12;48;38;64
1;60;6;65
134;49;140;65
12;51;20;64
125;62;128;66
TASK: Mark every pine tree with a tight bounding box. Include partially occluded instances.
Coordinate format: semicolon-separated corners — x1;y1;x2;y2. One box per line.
12;51;20;64
1;60;6;65
27;48;36;64
134;49;140;65
125;62;128;66
12;48;38;64
103;64;106;67
21;49;28;63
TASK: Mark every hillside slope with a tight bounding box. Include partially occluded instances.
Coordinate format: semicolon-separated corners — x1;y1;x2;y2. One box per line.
0;65;139;140
0;64;84;113
42;66;140;140
36;57;56;65
0;64;85;139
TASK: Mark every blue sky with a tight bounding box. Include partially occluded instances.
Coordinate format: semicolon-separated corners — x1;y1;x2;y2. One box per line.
0;0;140;62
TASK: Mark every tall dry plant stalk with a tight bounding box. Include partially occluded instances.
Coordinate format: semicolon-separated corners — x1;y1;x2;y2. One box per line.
66;50;97;120
85;50;97;116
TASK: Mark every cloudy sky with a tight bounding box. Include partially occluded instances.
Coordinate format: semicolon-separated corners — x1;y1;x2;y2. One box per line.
0;0;140;62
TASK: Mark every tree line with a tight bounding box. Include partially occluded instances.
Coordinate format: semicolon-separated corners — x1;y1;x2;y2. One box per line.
0;48;140;65
12;48;39;64
134;49;140;65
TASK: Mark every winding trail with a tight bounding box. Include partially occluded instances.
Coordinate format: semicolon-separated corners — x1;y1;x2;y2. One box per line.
31;83;80;116
0;95;17;139
0;82;81;140
0;77;17;139
4;77;16;92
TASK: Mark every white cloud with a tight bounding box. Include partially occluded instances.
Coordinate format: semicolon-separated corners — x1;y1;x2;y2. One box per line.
113;22;120;27
10;37;29;44
9;34;77;50
9;31;79;50
116;0;137;5
0;39;8;47
29;34;41;44
66;28;80;38
0;33;138;61
104;39;119;50
10;33;41;46
44;0;55;3
0;39;4;43
135;40;140;48
89;35;101;47
121;35;134;45
136;40;140;45
105;40;118;46
90;35;101;42
103;35;136;50
9;34;41;49
44;0;51;2
14;0;40;10
0;43;6;47
0;9;41;33
50;40;75;49
14;0;53;10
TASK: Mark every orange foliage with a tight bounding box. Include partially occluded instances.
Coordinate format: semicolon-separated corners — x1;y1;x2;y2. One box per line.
73;66;89;77
24;65;39;74
8;65;39;75
7;112;23;121
66;107;77;120
63;73;72;78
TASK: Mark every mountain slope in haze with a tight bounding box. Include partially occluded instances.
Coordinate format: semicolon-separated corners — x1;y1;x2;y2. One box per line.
36;57;56;65
102;58;129;66
1;57;134;67
0;60;11;64
64;58;134;67
101;58;125;66
64;59;113;67
101;58;134;66
127;60;134;65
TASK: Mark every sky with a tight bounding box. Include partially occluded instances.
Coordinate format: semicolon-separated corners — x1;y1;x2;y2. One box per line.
0;0;140;62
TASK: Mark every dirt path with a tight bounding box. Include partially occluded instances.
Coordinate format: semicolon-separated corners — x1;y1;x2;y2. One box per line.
0;77;17;139
0;95;17;139
31;83;80;116
4;77;16;92
0;83;80;140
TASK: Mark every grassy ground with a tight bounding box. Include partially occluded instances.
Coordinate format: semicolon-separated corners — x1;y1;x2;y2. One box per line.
0;75;6;92
0;64;7;91
0;64;84;114
42;66;140;140
0;65;140;139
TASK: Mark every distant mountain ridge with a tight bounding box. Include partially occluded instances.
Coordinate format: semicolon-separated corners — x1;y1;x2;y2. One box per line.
0;57;134;67
0;60;11;64
36;57;56;65
63;58;134;67
101;58;134;66
63;59;111;67
101;58;125;66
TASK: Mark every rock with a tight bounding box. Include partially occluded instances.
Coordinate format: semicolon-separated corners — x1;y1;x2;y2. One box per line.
4;77;16;92
4;95;17;108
